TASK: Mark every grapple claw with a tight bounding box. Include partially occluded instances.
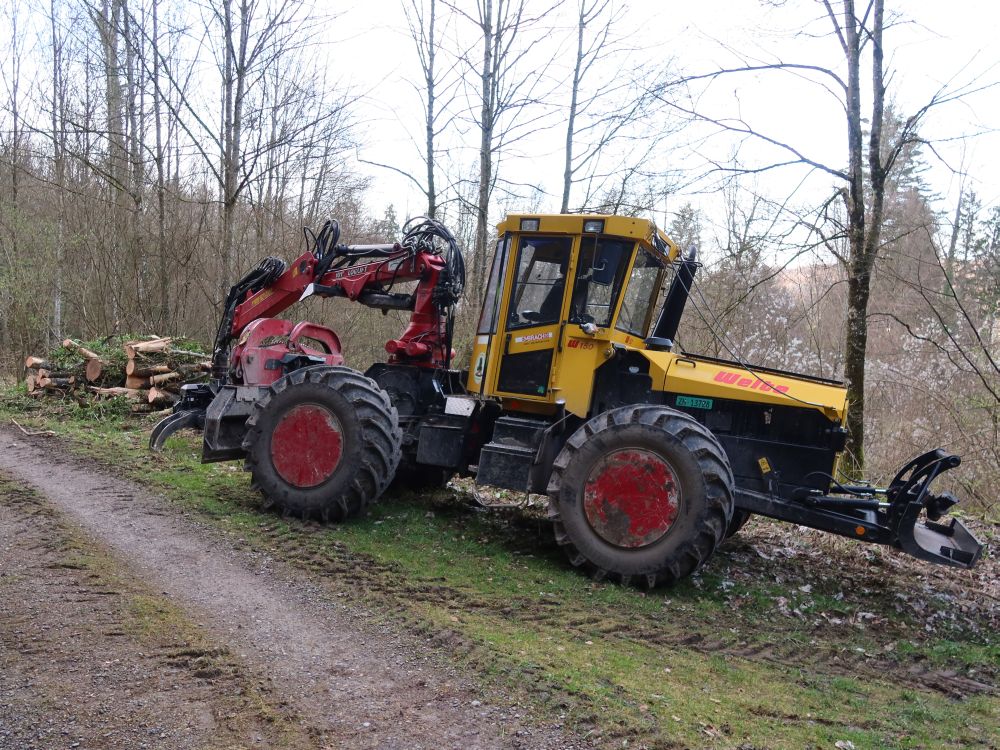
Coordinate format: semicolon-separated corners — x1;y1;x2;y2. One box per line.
149;409;204;451
888;450;983;568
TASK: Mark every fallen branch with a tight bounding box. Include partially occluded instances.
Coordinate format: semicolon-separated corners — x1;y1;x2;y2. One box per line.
62;339;100;361
10;418;56;437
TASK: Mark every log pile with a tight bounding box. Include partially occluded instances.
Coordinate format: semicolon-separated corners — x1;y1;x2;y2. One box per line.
23;335;211;413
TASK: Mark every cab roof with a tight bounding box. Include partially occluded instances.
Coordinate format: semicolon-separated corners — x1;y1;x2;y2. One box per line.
497;214;679;263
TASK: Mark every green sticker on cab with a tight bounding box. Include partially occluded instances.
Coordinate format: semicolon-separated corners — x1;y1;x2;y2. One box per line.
676;395;713;410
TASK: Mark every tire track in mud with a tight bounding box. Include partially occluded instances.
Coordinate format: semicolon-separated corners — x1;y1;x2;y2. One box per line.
0;429;586;750
0;478;307;750
230;500;997;703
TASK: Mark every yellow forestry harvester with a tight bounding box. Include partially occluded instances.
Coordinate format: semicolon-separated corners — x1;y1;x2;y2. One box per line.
151;213;983;586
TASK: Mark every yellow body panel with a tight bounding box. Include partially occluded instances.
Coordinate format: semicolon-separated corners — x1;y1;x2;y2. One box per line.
655;352;847;422
465;213;848;425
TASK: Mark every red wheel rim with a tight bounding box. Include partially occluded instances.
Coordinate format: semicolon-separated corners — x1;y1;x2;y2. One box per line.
270;403;343;488
583;448;680;548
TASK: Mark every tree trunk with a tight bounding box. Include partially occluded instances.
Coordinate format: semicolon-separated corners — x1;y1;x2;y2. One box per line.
152;0;169;328
843;265;871;473
220;0;235;302
49;0;66;344
839;0;887;476
425;0;437;219
561;3;585;214
474;0;494;300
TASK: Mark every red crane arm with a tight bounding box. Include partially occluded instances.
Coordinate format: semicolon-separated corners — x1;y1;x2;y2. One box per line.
229;246;452;369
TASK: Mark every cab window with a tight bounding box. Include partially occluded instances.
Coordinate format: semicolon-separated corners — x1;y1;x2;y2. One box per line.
569;238;633;327
507;236;571;329
477;235;511;335
617;248;666;336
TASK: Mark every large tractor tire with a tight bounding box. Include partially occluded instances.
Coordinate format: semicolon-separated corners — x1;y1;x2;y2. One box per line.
725;509;752;539
242;366;402;521
547;405;734;588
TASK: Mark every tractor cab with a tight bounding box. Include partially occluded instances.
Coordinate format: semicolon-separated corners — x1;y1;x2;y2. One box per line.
467;214;680;417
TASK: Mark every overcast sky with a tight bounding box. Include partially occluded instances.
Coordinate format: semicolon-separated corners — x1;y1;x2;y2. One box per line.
330;0;1000;245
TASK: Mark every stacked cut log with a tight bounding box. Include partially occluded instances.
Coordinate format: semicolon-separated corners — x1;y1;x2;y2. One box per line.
24;342;85;396
23;335;211;414
123;336;211;413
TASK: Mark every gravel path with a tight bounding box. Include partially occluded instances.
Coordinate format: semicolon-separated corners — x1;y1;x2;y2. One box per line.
0;428;583;749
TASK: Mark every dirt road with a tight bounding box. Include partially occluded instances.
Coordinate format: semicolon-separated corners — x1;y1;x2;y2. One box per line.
0;428;584;750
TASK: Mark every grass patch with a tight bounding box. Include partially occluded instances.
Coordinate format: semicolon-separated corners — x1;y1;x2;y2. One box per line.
2;391;997;749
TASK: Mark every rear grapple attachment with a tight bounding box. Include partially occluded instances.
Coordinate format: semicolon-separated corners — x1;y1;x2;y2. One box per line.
736;449;983;568
885;451;983;568
149;383;214;451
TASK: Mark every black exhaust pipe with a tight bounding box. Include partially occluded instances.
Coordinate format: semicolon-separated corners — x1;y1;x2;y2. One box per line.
647;247;697;350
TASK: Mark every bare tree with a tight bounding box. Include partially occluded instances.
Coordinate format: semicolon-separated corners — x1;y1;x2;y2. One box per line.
402;0;460;218
448;0;562;297
654;0;997;473
559;0;673;213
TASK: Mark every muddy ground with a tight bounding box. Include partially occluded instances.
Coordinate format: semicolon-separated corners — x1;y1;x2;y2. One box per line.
0;428;587;750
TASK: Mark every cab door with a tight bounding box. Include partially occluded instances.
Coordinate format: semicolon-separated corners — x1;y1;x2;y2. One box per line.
493;235;574;400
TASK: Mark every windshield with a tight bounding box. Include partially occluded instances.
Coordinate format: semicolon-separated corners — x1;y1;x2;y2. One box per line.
617;248;666;337
569;238;634;327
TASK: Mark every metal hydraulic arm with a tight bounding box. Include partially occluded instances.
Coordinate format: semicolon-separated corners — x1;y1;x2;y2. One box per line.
151;217;464;451
225;244;458;369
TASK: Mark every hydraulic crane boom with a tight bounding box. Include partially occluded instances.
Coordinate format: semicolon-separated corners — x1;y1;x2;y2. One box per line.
212;218;465;380
228;245;456;369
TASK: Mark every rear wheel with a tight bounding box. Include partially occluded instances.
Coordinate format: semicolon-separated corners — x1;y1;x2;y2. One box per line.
547;405;734;587
243;366;401;520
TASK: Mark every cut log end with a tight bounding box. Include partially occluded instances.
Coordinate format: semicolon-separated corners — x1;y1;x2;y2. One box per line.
148;387;179;407
84;358;104;383
25;356;51;370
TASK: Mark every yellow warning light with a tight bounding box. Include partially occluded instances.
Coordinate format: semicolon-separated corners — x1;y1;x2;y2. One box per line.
855;526;865;536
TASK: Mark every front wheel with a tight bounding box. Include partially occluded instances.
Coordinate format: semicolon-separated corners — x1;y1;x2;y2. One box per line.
547;405;734;587
725;509;752;539
242;366;402;521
